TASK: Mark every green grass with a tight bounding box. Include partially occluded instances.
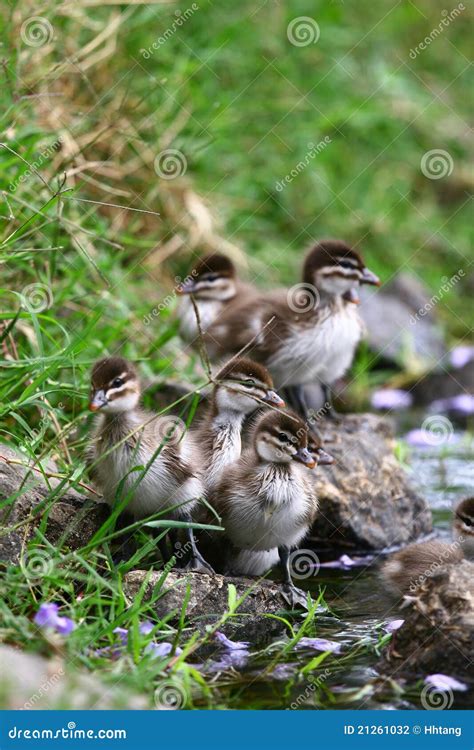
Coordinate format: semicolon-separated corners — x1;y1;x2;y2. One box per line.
0;0;472;709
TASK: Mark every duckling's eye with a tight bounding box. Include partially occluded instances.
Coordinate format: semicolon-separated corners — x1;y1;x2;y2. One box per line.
112;377;124;388
278;432;290;443
206;274;218;282
339;260;355;270
244;379;256;387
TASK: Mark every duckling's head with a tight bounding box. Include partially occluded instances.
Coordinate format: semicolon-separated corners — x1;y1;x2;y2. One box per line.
454;497;474;557
303;239;380;302
89;357;140;414
308;428;334;466
178;254;237;301
253;410;315;467
214;357;285;415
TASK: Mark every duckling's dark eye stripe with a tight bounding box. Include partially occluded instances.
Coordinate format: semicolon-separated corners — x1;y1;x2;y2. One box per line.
458;513;473;526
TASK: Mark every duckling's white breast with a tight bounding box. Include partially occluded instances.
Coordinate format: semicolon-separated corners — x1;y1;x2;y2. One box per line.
178;297;223;341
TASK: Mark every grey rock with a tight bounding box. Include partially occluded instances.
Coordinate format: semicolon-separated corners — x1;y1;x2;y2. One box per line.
359;273;446;366
0;445;108;564
0;645;148;709
309;414;432;552
123;569;292;638
378;560;474;680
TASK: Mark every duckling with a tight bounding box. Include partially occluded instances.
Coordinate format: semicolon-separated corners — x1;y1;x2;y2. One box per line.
382;497;474;595
204;240;380;418
177;253;255;345
453;497;474;558
86;356;212;571
195;357;285;492
211;410;324;608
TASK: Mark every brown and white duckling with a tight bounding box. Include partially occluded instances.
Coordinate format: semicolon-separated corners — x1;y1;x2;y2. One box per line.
177;253;255;344
86;356;211;571
211;410;327;608
195;357;285;492
204;240;380;418
380;540;464;596
453;497;474;558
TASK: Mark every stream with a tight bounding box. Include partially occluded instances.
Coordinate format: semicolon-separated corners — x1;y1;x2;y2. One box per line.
203;431;474;710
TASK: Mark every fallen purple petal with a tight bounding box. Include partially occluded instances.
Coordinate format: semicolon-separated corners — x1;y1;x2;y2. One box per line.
205;650;250;673
384;619;404;633
425;674;468;692
55;616;75;635
295;637;341;653
371;389;413;410
139;621;154;636
449;346;474;370
271;664;297;680
112;627;129;644
214;631;250;651
145;642;182;658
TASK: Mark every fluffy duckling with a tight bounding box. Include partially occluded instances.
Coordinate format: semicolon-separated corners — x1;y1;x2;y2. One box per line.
86;356;211;571
177;253;255;344
453;497;474;558
195;357;285;492
204;240;380;417
381;497;474;596
211;410;326;608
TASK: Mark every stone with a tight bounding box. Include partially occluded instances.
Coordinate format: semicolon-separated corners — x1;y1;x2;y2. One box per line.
0;645;147;709
123;569;293;638
0;445;109;564
309;414;432;553
378;560;474;680
359;273;446;367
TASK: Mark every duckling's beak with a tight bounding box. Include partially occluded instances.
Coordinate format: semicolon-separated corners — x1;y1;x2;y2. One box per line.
342;288;360;304
316;448;334;465
89;389;107;411
360;267;380;286
262;390;285;407
293;447;316;469
177;278;198;295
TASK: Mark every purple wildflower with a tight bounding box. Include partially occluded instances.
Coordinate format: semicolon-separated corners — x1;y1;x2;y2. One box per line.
371;389;413;410
449;346;474;370
430;394;474;416
34;603;75;636
145;642;182;659
295;637;341;653
404;429;458;447
384;619;404;633
425;674;468;692
214;632;250;651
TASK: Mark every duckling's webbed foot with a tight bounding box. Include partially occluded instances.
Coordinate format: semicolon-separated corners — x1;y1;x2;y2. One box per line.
281;583;309;611
279;545;310;611
183;526;215;574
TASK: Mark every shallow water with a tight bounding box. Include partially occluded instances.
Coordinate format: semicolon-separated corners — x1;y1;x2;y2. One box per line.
203;433;474;710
